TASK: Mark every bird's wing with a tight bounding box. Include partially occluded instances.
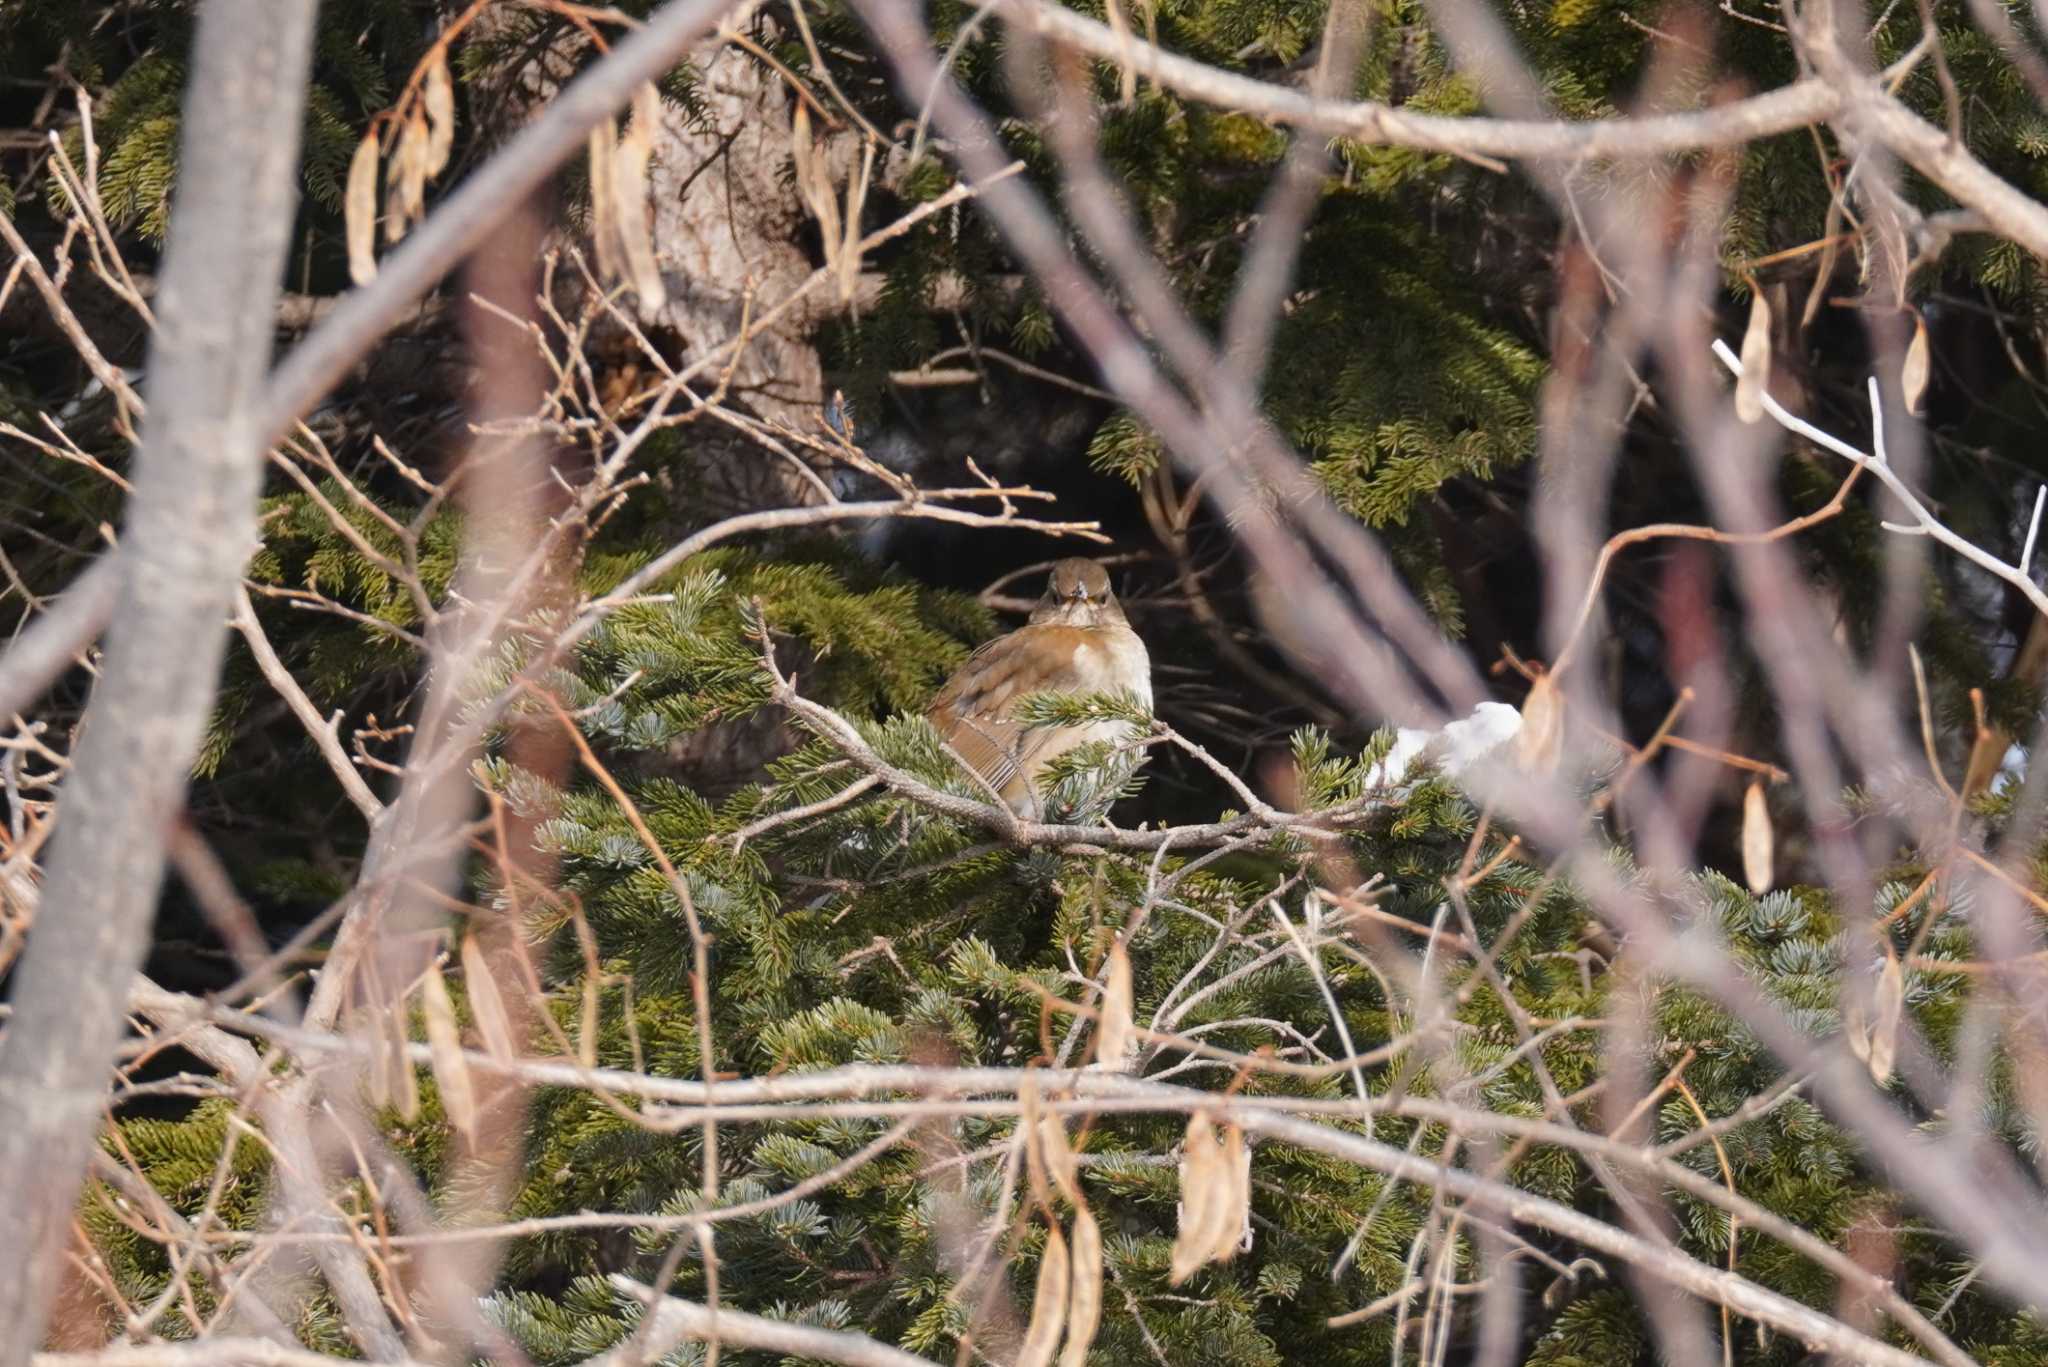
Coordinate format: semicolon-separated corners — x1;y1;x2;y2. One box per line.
927;626;1102;799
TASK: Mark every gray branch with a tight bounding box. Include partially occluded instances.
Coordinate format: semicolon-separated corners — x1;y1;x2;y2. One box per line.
0;1;319;1356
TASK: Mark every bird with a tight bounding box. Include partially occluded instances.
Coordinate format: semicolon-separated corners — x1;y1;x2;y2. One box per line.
927;557;1152;820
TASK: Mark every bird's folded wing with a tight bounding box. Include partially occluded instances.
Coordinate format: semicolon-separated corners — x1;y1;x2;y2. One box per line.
926;625;1102;798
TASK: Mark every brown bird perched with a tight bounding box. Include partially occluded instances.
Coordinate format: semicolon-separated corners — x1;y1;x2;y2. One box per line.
927;557;1152;820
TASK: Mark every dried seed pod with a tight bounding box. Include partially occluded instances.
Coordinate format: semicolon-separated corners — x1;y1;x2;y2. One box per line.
461;931;518;1064
1517;672;1563;773
1059;1206;1103;1367
1741;778;1773;895
1734;285;1772;423
361;1000;392;1109
1169;1111;1225;1285
834;140;876;304
1016;1222;1069;1367
345;129;380;286
423;49;456;178
613;83;667;320
790;101;816;194
392;1000;420;1122
1842;994;1872;1070
586;119;620;283
1868;951;1903;1085
1210;1122;1251;1263
791;101;842;277
382;176;408;247
1901;312;1931;416
422;963;477;1146
393;111;430;228
1093;941;1135;1071
1037;1111;1079;1204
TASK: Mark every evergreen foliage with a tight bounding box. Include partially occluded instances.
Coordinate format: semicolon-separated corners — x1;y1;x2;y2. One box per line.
10;0;2048;1360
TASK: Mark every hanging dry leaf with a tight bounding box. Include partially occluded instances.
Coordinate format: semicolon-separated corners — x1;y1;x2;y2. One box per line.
362;961;418;1120
392;999;420;1122
361;1001;392;1109
791;101;842;280
1901;312;1931;416
1801;204;1844;329
423;49;456;178
1208;1122;1250;1264
1842;994;1872;1068
1105;0;1139;103
1016;1221;1070;1367
1517;672;1563;773
790;100;815;190
345;129;380;286
613;83;667;321
1868;951;1904;1086
1169;1111;1225;1285
394;112;430;229
587;120;620;283
1741;779;1774;895
382;177;407;247
422;963;477;1146
1037;1111;1078;1203
1020;1076;1053;1207
1059;1206;1103;1367
460;931;518;1064
1735;285;1772;423
1093;941;1135;1071
836;140;874;304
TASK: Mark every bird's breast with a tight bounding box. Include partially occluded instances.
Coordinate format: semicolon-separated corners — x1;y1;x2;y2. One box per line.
1078;626;1153;710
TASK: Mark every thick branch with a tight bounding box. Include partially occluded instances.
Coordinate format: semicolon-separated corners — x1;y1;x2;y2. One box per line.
0;1;319;1355
605;1278;936;1367
1007;0;1840;158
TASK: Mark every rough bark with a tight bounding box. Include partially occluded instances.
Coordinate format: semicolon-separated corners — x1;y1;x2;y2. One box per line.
0;0;317;1355
648;36;822;433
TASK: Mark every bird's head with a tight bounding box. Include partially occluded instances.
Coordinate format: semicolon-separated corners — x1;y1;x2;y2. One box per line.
1031;557;1122;628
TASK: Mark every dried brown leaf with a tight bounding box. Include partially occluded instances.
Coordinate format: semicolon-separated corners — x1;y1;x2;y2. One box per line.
1735;286;1772;423
1017;1221;1069;1367
1902;312;1931;416
1169;1111;1224;1285
1093;941;1135;1071
345;129;379;286
1059;1206;1102;1367
1517;672;1563;773
423;963;477;1146
461;931;518;1065
1741;779;1774;895
613;83;667;321
423;50;456;178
